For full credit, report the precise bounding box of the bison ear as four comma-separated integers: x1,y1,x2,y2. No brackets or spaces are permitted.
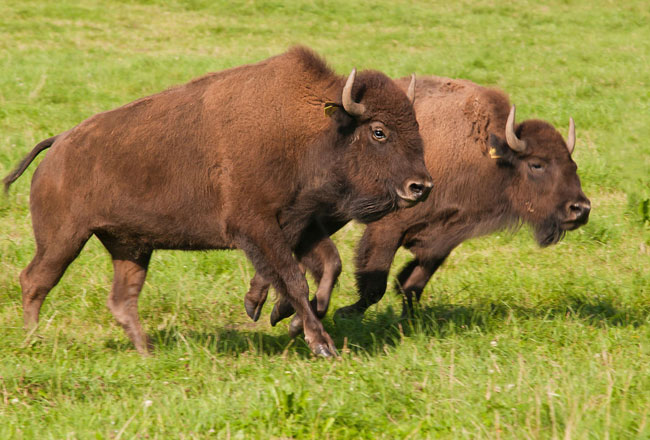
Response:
488,134,517,165
324,102,354,128
324,102,342,118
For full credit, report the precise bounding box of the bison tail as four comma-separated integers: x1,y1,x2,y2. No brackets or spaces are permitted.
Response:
3,136,58,193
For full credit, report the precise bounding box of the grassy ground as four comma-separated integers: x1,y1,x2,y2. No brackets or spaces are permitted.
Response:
1,0,649,438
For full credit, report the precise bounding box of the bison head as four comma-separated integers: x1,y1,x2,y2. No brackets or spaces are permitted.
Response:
330,70,433,223
489,106,591,246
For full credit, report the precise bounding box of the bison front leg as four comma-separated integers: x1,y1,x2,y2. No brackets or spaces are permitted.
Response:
237,225,337,358
245,234,342,337
271,234,342,323
244,272,271,322
334,222,404,320
244,263,303,324
285,235,342,337
247,219,343,328
269,220,340,326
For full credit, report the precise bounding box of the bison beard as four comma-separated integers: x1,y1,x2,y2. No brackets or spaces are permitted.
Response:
337,187,399,224
534,216,567,247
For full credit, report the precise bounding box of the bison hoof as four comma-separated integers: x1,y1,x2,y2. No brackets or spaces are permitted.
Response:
135,335,154,356
244,297,263,322
270,300,296,326
312,344,336,358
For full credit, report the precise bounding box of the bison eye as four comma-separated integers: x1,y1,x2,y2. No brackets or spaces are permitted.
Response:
372,129,386,141
529,162,545,173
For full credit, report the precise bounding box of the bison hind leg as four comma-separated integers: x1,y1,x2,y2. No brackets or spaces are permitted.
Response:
97,234,152,355
20,230,91,330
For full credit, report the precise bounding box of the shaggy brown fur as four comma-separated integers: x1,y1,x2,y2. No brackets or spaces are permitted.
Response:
246,75,591,328
3,47,432,357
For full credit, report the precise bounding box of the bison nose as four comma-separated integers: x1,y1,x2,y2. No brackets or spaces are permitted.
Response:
402,178,434,203
567,200,591,224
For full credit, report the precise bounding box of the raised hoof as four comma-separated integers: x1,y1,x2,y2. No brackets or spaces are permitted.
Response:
244,297,263,322
288,315,304,338
270,300,296,326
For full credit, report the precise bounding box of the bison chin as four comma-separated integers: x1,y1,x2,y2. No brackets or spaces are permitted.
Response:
533,216,568,247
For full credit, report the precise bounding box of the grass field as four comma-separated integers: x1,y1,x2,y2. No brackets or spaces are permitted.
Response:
1,0,649,438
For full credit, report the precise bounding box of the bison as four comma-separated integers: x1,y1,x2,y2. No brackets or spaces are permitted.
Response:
245,74,591,331
3,47,433,357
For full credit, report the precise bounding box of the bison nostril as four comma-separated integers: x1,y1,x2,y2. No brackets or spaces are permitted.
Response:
399,179,433,202
409,182,424,197
569,202,591,220
570,203,582,213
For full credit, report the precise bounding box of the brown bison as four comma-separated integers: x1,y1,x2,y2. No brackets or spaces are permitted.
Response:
245,74,591,331
3,47,433,357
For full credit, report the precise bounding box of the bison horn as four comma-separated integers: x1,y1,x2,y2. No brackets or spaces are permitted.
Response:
566,117,576,155
342,68,366,117
505,105,527,153
407,73,416,105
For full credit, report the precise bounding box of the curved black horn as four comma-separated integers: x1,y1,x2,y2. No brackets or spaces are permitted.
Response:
505,105,526,153
342,68,366,117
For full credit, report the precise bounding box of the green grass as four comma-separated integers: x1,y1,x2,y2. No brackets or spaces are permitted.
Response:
1,0,649,438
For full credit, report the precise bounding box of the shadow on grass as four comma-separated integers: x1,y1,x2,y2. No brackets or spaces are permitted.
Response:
104,324,316,358
333,293,650,354
103,294,650,357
